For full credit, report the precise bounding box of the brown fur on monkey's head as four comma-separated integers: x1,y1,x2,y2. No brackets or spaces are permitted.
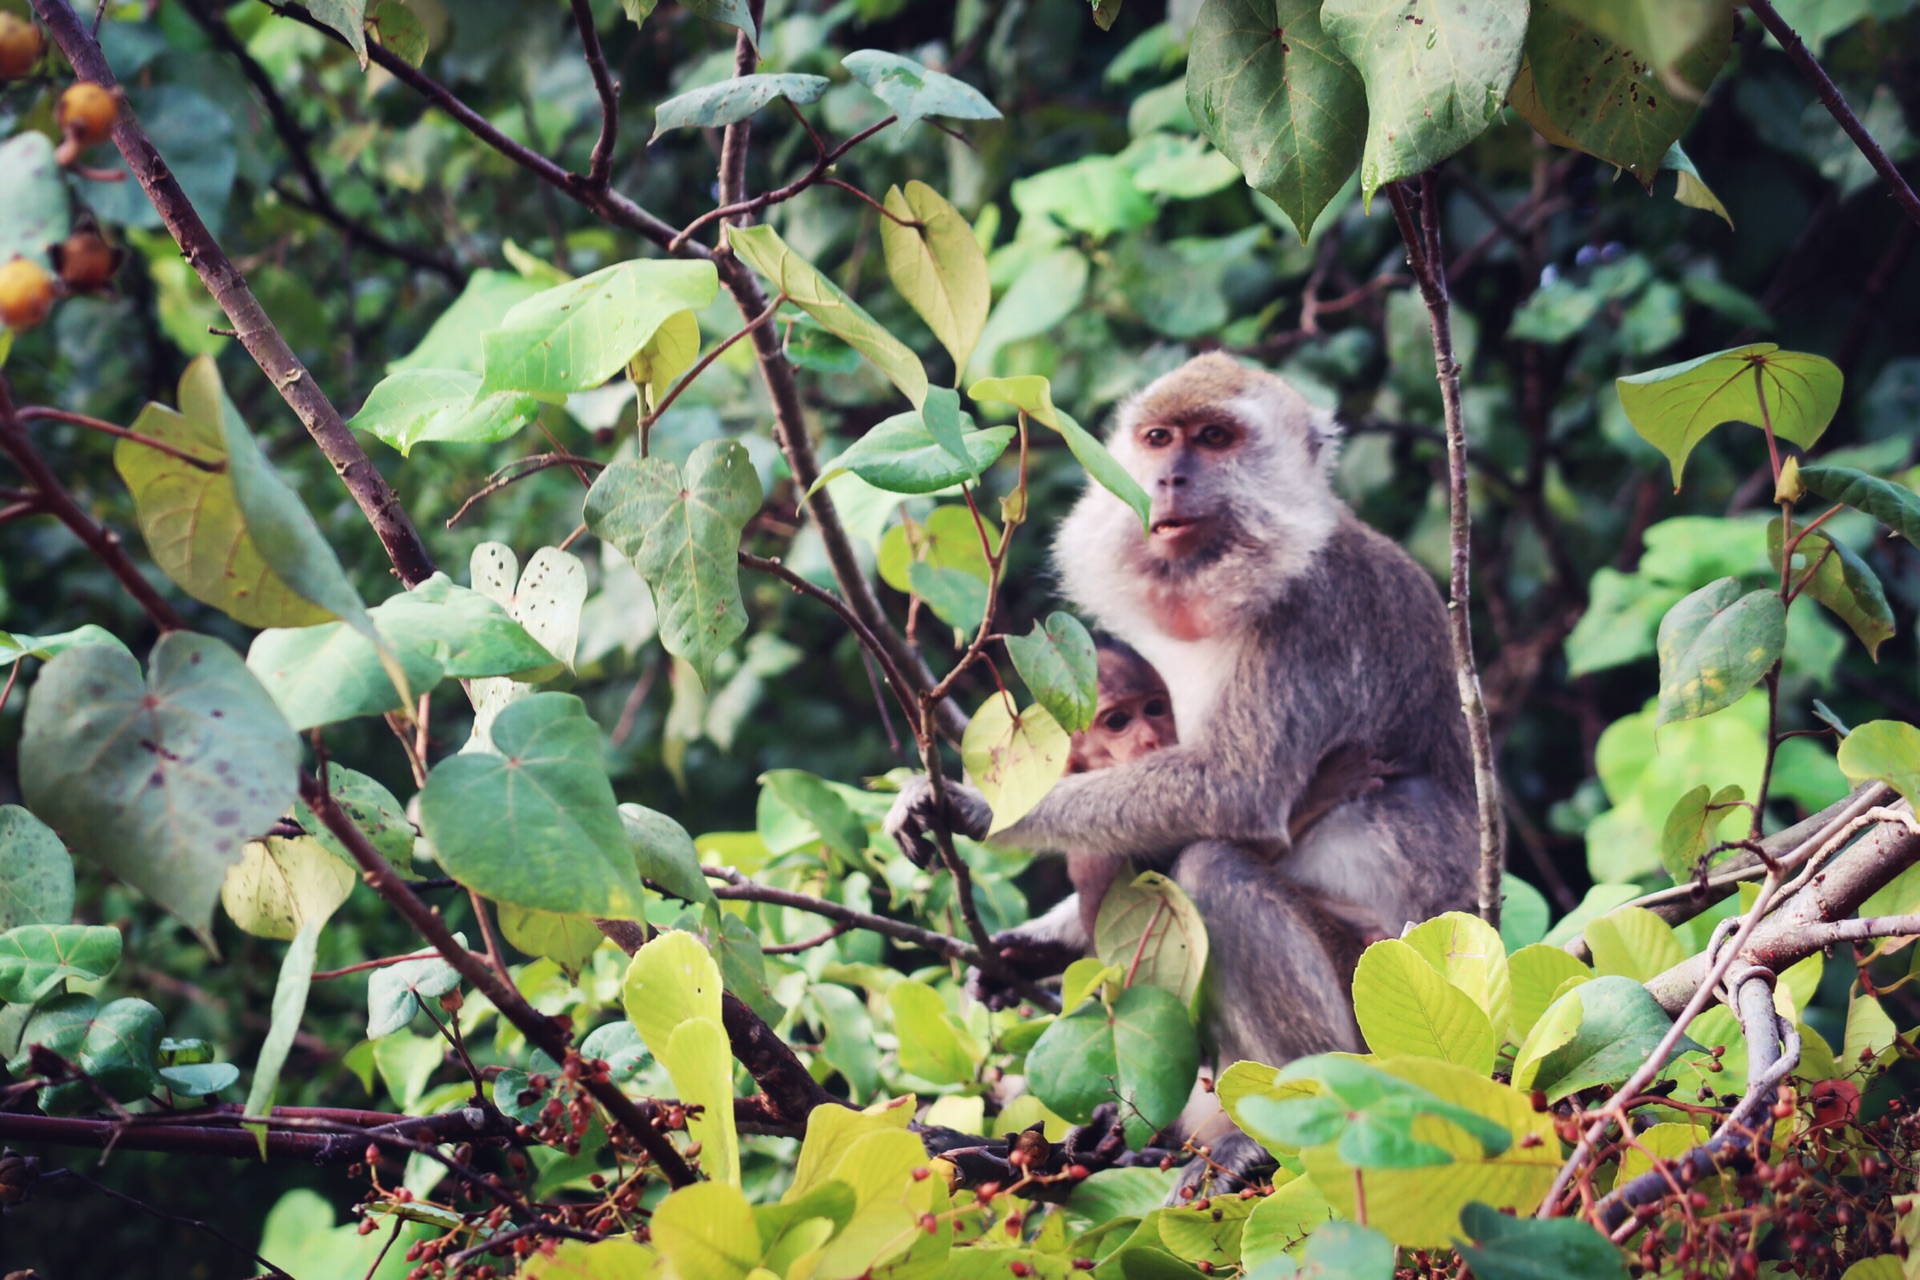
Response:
1068,637,1177,773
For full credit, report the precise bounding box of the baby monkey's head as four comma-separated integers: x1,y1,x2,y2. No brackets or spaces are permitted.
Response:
1068,638,1177,772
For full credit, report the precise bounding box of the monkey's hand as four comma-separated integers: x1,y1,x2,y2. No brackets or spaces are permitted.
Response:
966,928,1084,1011
883,775,992,869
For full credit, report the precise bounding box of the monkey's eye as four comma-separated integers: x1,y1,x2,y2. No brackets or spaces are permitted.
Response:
1141,427,1173,448
1195,423,1234,448
1103,711,1133,732
1143,698,1169,718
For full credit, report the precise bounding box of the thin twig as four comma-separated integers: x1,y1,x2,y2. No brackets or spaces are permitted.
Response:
673,116,898,253
739,550,922,729
762,922,852,954
44,1167,293,1277
445,452,606,528
568,0,621,189
18,405,225,470
640,295,784,452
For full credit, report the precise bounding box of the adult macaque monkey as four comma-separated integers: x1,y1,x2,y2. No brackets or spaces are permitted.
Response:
886,353,1479,1189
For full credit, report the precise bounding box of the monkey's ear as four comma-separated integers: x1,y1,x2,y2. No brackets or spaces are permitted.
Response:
1305,407,1342,466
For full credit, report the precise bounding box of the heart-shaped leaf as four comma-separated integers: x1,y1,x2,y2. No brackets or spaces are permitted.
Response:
1006,612,1099,734
1658,783,1747,884
881,181,991,373
1655,578,1785,725
842,50,1000,130
0,806,74,930
1027,984,1200,1145
961,693,1071,834
349,368,538,455
20,634,299,943
0,925,123,1003
419,693,646,919
651,73,830,142
1616,345,1843,488
585,439,761,689
1186,0,1366,240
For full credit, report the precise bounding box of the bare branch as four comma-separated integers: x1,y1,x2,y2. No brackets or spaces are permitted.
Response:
568,0,621,189
18,405,225,471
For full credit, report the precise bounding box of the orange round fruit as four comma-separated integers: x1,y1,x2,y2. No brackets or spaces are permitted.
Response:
55,230,117,292
56,82,118,149
0,12,45,80
0,258,57,332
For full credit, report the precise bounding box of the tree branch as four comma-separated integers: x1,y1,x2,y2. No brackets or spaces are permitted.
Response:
568,0,620,190
31,0,438,587
1385,176,1504,926
0,1103,500,1163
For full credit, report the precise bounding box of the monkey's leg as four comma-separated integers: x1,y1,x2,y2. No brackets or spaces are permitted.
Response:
1165,840,1365,1201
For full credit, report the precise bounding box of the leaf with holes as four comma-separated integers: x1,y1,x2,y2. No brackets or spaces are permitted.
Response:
651,73,829,141
0,925,122,1004
1321,0,1526,199
1006,612,1099,734
1616,345,1842,488
349,368,537,455
1655,578,1785,726
1094,871,1209,1006
1768,518,1894,659
20,634,299,945
842,50,1000,130
585,440,761,689
0,806,74,931
961,694,1071,835
479,258,718,400
881,181,991,373
466,544,589,752
968,375,1150,529
1186,0,1366,240
729,223,928,408
419,693,646,919
1838,721,1920,810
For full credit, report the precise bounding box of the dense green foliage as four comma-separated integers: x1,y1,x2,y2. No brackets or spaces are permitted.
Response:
2,0,1920,1277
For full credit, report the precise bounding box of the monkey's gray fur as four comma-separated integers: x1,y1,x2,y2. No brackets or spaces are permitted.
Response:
885,352,1480,1196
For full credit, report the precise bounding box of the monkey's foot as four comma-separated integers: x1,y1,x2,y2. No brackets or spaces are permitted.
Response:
917,1104,1149,1204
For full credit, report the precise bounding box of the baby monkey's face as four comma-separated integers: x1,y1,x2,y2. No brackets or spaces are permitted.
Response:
1068,648,1177,772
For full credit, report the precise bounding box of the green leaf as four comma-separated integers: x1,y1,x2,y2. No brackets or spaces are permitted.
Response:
1006,612,1099,735
221,836,356,941
683,0,756,42
479,258,719,400
1512,975,1698,1102
1506,944,1591,1044
842,50,1000,130
1838,720,1920,810
1616,345,1843,487
1658,783,1746,884
0,133,71,271
877,505,993,594
1583,907,1686,983
1030,984,1200,1147
1454,1201,1630,1280
1403,911,1512,1039
728,223,929,408
418,693,646,919
651,74,830,141
585,440,762,689
1255,1055,1513,1169
1094,871,1210,1006
1321,0,1526,200
1798,464,1920,548
630,309,702,413
1655,578,1785,726
349,368,538,455
0,625,128,669
1499,874,1550,953
760,769,868,866
0,806,74,931
367,1,426,66
388,269,544,375
1665,140,1735,228
20,634,299,944
1767,518,1894,659
1026,998,1120,1125
812,413,1013,497
13,995,164,1115
621,803,714,907
246,919,322,1120
1185,0,1366,240
907,562,988,632
374,574,560,678
652,1181,762,1280
1351,939,1497,1072
967,375,1151,529
367,942,463,1039
1159,1191,1256,1267
499,905,603,973
1509,4,1730,182
961,694,1072,835
246,625,443,731
0,925,123,1003
306,0,368,68
297,766,413,877
888,979,978,1084
881,181,991,373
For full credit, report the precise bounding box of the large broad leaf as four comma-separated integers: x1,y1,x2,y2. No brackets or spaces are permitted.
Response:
584,439,761,689
842,50,1000,130
1506,945,1592,1044
881,181,991,373
10,994,163,1115
20,634,299,944
967,375,1150,529
479,258,719,400
651,73,830,141
1352,939,1498,1073
1321,0,1526,199
1249,1055,1513,1169
623,931,740,1185
877,505,993,593
221,835,356,941
1093,871,1209,1006
1510,4,1730,182
1615,345,1843,488
348,368,538,455
1838,721,1920,810
1658,783,1746,884
1006,612,1099,735
116,358,331,628
1453,1201,1630,1280
812,413,1013,497
961,694,1071,835
728,224,928,408
888,979,979,1084
0,806,74,931
418,693,646,919
1583,907,1686,983
388,269,544,375
1186,0,1366,240
0,133,71,270
0,924,122,1004
651,1182,761,1280
1402,912,1512,1039
1654,578,1785,726
1026,984,1200,1147
622,803,714,907
1766,518,1894,659
1511,976,1699,1102
1797,464,1920,548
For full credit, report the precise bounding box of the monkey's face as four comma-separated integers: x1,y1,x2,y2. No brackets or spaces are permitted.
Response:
1069,652,1177,771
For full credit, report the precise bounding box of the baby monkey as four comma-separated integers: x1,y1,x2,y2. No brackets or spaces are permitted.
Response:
972,639,1387,1008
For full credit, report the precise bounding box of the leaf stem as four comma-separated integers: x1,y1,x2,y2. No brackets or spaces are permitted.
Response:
18,406,226,471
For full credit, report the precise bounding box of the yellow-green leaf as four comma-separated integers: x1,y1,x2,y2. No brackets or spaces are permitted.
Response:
881,181,989,376
968,374,1149,529
1616,344,1842,488
961,694,1071,834
652,1181,761,1280
665,1017,742,1186
1352,939,1497,1073
1838,720,1920,810
1402,911,1512,1042
631,309,703,413
1584,907,1686,983
1506,944,1591,1044
221,836,355,941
